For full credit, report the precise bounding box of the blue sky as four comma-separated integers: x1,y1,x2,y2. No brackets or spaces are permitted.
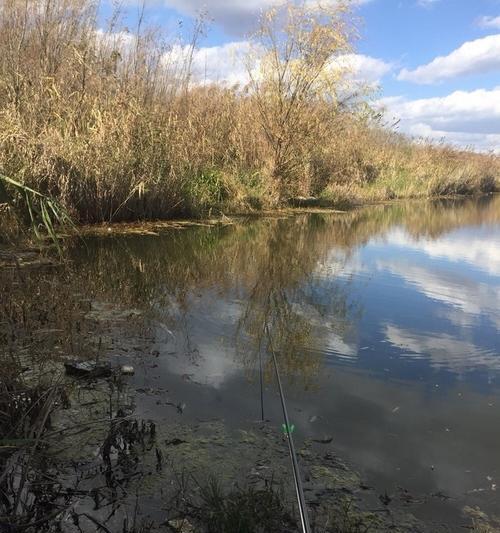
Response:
102,0,500,152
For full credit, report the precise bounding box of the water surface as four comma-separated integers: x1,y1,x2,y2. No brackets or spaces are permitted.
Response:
20,196,500,525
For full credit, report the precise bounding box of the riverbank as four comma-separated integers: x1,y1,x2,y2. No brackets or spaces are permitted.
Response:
1,0,500,242
2,188,500,248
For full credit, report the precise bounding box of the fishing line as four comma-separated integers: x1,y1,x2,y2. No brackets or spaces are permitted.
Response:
259,343,265,421
265,323,312,533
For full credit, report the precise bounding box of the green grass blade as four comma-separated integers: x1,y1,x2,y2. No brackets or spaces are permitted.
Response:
25,192,41,240
0,173,44,198
1,173,75,247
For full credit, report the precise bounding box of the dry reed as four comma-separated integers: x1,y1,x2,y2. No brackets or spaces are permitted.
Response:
0,0,498,230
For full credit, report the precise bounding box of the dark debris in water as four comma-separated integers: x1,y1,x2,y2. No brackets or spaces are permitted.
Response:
64,360,112,378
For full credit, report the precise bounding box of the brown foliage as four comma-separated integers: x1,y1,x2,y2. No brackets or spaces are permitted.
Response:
0,0,498,227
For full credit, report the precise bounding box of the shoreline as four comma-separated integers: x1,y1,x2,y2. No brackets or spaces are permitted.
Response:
70,191,500,238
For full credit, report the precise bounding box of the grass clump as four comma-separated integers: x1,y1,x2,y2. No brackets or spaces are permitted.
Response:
0,364,66,531
183,170,235,216
166,472,296,533
322,498,382,533
0,173,74,246
198,479,296,533
464,507,500,533
167,474,386,533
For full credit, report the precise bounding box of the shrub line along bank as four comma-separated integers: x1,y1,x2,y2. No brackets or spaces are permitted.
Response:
0,0,499,239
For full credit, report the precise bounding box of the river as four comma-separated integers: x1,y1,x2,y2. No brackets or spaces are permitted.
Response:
3,195,500,530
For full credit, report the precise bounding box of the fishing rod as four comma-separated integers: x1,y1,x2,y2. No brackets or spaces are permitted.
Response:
265,323,312,533
258,343,265,421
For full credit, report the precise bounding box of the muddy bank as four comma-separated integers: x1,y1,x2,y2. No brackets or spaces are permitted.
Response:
0,266,428,532
5,359,500,532
0,364,467,533
1,289,497,533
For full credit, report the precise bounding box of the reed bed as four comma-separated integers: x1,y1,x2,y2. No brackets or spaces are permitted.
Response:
0,0,498,233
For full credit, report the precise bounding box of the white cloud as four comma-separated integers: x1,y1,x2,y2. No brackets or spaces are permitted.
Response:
162,0,371,34
403,124,500,153
95,28,137,52
190,41,253,86
159,39,262,87
416,0,440,8
378,87,500,152
478,15,500,30
397,34,500,84
333,53,392,86
168,41,390,89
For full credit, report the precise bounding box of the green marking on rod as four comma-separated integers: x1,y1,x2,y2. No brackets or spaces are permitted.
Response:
282,423,295,435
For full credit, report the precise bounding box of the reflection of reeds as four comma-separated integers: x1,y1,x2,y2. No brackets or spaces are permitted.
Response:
54,196,500,383
67,216,354,382
4,197,498,389
332,194,500,248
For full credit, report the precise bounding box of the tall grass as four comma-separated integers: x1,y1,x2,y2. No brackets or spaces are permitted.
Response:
0,0,498,230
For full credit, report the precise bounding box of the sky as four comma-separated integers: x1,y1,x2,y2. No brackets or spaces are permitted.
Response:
101,0,500,153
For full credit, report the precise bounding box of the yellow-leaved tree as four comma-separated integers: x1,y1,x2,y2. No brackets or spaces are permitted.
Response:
247,1,355,198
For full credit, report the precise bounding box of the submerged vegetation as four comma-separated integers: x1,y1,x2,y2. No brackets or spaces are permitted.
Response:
0,0,498,239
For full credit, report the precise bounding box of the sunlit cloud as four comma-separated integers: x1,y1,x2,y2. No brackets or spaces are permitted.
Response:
397,34,500,84
168,41,391,89
378,87,500,152
331,53,393,87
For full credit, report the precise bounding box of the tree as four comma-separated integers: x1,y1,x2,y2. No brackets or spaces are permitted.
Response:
247,1,354,197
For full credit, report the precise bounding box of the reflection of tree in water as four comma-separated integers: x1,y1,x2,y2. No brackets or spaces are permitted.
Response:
66,194,500,311
65,215,360,384
330,194,500,249
236,215,359,388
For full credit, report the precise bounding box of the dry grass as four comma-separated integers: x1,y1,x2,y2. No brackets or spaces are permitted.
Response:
0,0,498,230
316,117,500,206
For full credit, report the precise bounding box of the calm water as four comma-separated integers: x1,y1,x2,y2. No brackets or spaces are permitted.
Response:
14,196,500,524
